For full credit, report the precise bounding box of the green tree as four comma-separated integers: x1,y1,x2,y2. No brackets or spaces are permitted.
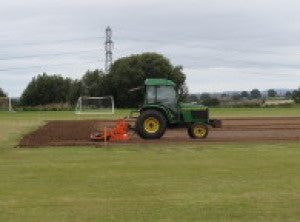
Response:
20,73,72,106
200,93,211,101
106,53,187,108
267,89,277,97
250,89,261,99
200,93,220,107
292,89,300,103
232,93,241,101
67,80,84,105
285,91,292,99
0,87,7,97
186,94,199,103
177,80,189,102
241,91,249,98
221,93,227,98
202,97,220,107
81,69,106,96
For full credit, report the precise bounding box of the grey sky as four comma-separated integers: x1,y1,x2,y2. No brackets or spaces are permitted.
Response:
1,0,300,96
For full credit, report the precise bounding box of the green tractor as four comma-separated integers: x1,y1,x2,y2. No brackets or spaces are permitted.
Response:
135,78,222,139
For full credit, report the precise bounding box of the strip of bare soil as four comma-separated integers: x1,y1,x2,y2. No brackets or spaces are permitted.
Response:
19,118,300,147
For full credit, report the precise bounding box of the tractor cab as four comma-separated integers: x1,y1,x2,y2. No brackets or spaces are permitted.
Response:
136,78,221,139
144,79,178,113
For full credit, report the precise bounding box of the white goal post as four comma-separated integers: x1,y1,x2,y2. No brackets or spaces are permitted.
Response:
75,96,115,114
0,97,13,112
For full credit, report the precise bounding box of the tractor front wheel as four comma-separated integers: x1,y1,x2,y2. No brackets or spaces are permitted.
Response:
188,123,209,139
136,110,167,139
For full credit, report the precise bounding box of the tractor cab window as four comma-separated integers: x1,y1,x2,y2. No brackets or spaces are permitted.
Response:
157,86,176,105
146,85,177,105
146,86,156,104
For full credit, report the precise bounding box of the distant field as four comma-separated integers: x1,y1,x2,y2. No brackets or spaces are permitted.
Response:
0,108,300,221
210,105,300,117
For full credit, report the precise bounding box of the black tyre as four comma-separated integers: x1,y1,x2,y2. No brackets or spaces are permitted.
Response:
188,123,209,139
136,110,167,139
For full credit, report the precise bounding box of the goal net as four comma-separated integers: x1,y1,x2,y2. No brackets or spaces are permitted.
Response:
75,96,114,114
0,97,13,112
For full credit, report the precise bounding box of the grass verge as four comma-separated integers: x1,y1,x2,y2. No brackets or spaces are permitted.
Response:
0,109,299,221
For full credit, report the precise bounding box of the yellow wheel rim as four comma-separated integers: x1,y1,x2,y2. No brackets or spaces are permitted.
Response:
193,125,207,137
144,117,160,134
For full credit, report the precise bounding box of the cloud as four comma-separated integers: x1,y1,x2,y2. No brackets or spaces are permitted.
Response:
185,67,300,93
0,0,300,96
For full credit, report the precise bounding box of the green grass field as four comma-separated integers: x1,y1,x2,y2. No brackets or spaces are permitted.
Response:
0,108,300,221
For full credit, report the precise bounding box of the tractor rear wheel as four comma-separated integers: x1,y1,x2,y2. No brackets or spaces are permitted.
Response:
136,110,167,139
188,123,208,139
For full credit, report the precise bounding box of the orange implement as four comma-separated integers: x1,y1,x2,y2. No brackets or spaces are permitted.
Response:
90,119,131,141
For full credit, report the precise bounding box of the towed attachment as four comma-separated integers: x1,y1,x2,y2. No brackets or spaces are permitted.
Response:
90,119,131,141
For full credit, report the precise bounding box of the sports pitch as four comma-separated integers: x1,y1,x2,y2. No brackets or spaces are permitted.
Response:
0,108,300,221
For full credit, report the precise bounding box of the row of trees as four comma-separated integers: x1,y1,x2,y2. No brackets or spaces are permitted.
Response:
20,53,187,108
20,74,74,106
228,89,262,100
187,88,300,106
6,49,300,107
225,89,296,101
224,89,275,100
187,93,221,106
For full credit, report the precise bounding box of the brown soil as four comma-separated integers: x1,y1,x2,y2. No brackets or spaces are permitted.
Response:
18,117,300,147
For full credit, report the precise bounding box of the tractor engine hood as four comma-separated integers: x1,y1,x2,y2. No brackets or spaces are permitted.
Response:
179,103,208,111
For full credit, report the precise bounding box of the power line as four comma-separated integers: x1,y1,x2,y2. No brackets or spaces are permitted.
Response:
0,60,103,72
1,34,300,57
1,32,300,76
0,49,102,61
0,36,105,48
115,36,300,56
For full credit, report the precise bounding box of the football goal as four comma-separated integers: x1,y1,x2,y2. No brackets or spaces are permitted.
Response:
0,97,13,112
75,96,114,114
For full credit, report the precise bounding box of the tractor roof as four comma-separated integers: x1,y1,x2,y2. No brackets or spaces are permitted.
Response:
144,78,176,86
